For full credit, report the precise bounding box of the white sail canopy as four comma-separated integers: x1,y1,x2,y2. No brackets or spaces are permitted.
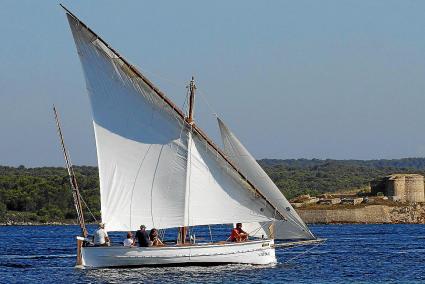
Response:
217,118,315,240
242,221,315,240
187,132,276,226
66,13,276,231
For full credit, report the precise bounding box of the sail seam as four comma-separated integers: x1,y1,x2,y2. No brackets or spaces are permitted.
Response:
129,145,153,230
150,146,165,228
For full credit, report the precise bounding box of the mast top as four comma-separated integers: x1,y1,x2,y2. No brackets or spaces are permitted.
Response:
187,76,196,125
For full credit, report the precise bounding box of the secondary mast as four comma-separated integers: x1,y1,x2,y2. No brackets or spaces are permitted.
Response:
53,106,88,238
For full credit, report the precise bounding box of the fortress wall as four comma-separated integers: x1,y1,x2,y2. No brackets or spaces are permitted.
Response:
297,204,425,224
390,176,406,201
405,175,425,202
372,174,425,202
297,206,392,224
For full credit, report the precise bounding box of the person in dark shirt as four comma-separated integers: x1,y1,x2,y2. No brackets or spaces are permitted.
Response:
135,225,152,247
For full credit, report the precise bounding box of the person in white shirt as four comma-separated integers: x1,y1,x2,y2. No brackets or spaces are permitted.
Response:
123,232,135,247
93,223,110,246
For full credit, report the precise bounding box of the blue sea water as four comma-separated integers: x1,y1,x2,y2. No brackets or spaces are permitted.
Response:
0,224,424,283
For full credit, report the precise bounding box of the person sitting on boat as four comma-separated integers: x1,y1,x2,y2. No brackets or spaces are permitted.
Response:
149,228,164,246
135,225,152,247
93,223,110,246
123,232,135,247
229,223,248,242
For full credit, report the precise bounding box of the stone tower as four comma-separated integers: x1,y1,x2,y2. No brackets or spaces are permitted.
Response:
385,174,424,202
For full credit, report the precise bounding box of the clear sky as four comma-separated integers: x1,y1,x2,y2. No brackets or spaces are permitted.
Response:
1,0,425,167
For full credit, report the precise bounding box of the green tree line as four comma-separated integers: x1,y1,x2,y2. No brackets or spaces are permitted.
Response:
0,166,100,223
1,158,425,223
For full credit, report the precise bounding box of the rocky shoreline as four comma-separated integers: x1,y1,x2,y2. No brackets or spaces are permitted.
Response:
3,204,425,226
297,203,425,224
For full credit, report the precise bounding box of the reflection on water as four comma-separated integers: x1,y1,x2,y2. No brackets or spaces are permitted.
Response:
1,224,425,283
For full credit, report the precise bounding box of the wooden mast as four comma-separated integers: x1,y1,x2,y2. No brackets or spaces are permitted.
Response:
178,77,197,245
187,76,196,124
53,106,88,238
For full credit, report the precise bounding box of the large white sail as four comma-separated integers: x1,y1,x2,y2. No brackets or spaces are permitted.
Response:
217,118,315,240
66,13,276,231
186,132,276,226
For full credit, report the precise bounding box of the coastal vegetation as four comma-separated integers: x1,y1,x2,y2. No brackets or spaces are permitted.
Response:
0,166,100,224
259,158,425,200
1,158,425,224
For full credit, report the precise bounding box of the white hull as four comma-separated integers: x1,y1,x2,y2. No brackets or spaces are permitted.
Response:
80,239,276,268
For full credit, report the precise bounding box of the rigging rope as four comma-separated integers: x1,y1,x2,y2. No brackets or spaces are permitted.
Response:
79,193,98,223
282,239,326,264
133,63,219,119
246,225,264,237
196,89,219,118
133,63,219,117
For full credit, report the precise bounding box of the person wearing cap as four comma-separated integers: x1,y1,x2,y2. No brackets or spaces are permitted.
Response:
135,225,152,247
93,223,110,246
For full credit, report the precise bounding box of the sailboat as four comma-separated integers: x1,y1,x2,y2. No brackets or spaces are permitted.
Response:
59,5,317,268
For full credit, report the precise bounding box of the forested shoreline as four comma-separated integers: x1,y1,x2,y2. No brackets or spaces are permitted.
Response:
1,158,425,224
0,166,100,224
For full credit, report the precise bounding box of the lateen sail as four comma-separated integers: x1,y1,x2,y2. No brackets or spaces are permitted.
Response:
186,132,277,226
217,118,315,240
66,13,276,231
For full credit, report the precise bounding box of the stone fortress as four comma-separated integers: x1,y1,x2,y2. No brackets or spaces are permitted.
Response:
292,173,425,224
371,174,425,203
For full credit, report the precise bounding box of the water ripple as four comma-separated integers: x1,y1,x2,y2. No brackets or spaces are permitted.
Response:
1,224,425,283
